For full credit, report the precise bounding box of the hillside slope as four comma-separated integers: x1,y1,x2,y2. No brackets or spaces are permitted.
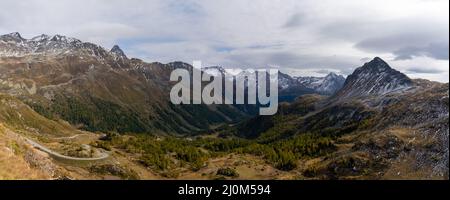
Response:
233,58,449,179
0,33,250,134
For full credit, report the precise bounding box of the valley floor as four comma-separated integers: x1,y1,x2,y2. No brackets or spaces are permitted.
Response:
2,122,447,180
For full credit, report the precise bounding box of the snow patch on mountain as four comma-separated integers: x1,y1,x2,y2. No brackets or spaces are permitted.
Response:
0,32,124,62
296,73,346,95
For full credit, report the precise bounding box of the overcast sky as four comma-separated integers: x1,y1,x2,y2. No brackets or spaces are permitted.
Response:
0,0,448,82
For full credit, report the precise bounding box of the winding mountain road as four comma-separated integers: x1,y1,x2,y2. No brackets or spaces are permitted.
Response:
25,138,109,161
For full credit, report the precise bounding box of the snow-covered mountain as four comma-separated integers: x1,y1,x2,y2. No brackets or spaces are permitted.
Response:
201,66,345,101
0,31,345,98
0,32,115,60
0,32,343,101
110,45,128,61
0,32,253,134
336,57,414,98
296,72,346,95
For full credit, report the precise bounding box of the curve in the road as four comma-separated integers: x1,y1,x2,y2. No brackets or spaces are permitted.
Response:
25,138,109,161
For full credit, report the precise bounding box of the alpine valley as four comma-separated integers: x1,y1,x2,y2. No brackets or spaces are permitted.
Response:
0,33,448,180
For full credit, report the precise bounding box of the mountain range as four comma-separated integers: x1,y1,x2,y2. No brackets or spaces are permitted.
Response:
0,32,345,133
0,33,448,180
0,32,253,134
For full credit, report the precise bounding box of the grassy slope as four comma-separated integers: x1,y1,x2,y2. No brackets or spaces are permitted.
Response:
0,123,52,179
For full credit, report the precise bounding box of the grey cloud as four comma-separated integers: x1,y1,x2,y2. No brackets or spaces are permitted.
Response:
319,15,448,63
355,33,449,61
356,33,433,51
247,43,284,50
314,69,333,74
318,20,376,41
426,43,450,60
406,67,445,74
224,51,360,76
166,0,206,17
393,43,449,60
283,13,308,28
360,57,372,62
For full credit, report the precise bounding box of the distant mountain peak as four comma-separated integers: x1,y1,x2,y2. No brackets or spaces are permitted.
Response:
204,66,224,71
31,34,51,41
49,34,81,44
358,57,404,76
327,72,338,76
0,32,25,41
51,34,64,41
364,57,391,71
294,72,345,95
7,32,22,38
0,32,108,58
325,72,343,79
110,45,128,60
336,57,413,98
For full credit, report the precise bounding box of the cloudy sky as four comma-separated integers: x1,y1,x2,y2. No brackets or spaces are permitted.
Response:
0,0,448,82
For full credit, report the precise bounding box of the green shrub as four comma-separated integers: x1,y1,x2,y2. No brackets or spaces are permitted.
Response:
217,167,239,177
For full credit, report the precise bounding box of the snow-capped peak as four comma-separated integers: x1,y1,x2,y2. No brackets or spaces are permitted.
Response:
31,34,51,41
110,45,128,60
51,34,66,41
295,72,345,95
203,66,226,76
0,32,107,59
336,57,413,98
0,32,25,42
49,34,81,43
325,72,339,79
7,32,22,38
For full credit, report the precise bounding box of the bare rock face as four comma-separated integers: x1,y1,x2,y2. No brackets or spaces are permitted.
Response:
24,148,58,178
